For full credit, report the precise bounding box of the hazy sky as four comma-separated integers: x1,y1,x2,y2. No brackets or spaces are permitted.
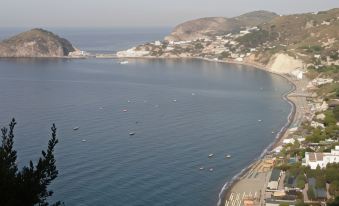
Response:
1,0,339,28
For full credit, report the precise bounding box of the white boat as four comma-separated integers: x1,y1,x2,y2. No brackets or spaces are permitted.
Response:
199,167,204,170
73,127,79,130
120,60,129,65
82,139,87,142
209,168,214,172
226,154,231,158
258,119,262,122
123,109,128,112
208,153,214,158
129,132,136,136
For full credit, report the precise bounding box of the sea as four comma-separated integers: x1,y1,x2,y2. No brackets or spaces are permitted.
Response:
0,28,292,206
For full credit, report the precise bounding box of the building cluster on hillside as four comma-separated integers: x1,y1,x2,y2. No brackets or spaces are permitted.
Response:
116,26,272,63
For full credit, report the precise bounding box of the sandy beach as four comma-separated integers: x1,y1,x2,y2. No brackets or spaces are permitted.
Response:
216,61,310,206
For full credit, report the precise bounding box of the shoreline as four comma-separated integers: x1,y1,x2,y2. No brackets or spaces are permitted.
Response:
116,55,301,206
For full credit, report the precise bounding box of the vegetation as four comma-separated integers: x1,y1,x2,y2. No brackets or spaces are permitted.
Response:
218,51,230,60
299,45,323,53
0,119,61,206
327,196,339,206
236,29,277,47
308,65,339,74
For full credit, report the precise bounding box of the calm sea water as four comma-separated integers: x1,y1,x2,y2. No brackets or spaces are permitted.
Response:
0,28,291,206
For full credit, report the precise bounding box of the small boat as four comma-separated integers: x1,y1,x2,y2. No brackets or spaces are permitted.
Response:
208,153,214,158
271,131,275,134
120,60,129,65
129,132,136,136
226,154,231,158
82,139,87,142
173,99,177,102
258,119,262,122
73,127,79,130
123,109,128,112
199,167,204,170
99,107,104,110
209,168,214,172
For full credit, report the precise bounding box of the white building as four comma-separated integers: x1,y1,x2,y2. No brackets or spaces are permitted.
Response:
310,121,325,129
311,78,334,86
283,138,295,145
116,47,150,57
316,113,326,120
303,146,339,169
154,41,162,46
291,69,304,80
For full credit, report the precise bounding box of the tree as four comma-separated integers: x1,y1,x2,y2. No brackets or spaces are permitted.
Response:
327,196,339,206
307,187,316,200
0,118,62,206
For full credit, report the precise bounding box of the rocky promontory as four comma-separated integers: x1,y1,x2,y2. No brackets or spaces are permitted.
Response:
0,28,76,58
165,11,278,41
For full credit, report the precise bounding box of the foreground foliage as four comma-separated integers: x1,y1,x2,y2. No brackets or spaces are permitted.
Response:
0,119,61,206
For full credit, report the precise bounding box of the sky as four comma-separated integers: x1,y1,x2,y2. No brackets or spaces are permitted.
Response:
1,0,339,28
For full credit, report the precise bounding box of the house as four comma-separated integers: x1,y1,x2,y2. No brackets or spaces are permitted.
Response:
267,169,282,190
311,78,334,86
283,138,295,145
291,69,303,80
303,146,339,169
316,113,326,120
310,121,325,129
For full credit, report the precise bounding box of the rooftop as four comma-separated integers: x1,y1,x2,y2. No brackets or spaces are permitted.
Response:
269,169,281,182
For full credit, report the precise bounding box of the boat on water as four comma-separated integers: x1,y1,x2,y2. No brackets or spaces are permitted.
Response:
199,167,204,170
209,168,214,172
73,127,79,130
258,119,262,122
226,154,231,158
82,139,87,142
120,60,129,65
129,132,136,136
123,109,128,112
208,153,214,158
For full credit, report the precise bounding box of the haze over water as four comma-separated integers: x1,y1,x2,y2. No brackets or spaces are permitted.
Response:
0,28,292,205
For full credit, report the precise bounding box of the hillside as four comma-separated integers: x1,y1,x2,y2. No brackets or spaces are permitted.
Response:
245,8,339,64
165,11,278,41
118,8,339,76
0,28,76,58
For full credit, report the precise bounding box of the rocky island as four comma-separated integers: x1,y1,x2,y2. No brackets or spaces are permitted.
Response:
0,28,86,58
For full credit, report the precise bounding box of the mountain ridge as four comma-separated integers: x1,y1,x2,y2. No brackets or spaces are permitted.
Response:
165,10,278,41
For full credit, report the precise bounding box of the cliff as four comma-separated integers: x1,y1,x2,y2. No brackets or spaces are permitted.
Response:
0,28,76,58
165,11,278,41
